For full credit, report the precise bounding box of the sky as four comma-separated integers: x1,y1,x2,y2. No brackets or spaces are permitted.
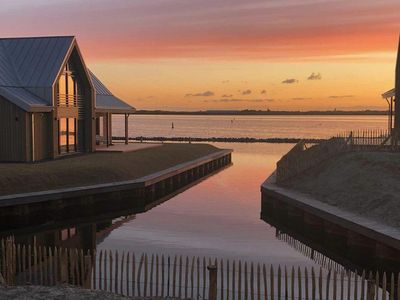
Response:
0,0,399,111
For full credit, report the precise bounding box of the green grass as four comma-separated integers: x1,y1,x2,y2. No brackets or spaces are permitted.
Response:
0,143,222,196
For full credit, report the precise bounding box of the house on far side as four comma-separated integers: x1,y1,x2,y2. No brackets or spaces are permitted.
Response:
0,36,135,162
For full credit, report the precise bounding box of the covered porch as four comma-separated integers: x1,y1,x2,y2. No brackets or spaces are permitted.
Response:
95,111,132,146
382,88,395,133
90,69,136,149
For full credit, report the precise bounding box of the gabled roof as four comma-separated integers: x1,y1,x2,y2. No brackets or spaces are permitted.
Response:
0,36,135,113
0,36,74,89
0,36,74,111
89,70,135,114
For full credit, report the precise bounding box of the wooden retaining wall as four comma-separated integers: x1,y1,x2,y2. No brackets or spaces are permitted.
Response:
1,238,399,300
0,150,232,229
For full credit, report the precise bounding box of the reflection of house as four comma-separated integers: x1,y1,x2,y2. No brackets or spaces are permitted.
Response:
382,37,399,132
0,36,135,162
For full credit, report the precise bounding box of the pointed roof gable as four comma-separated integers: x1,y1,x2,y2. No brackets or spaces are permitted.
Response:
89,70,135,113
0,36,74,88
0,36,134,113
0,36,75,111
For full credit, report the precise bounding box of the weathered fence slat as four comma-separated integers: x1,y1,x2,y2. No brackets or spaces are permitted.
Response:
1,239,397,300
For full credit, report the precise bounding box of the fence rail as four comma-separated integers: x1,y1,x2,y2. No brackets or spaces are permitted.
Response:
0,238,399,300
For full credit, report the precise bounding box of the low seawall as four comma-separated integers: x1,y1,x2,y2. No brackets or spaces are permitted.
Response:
0,150,232,229
114,136,325,144
261,173,400,275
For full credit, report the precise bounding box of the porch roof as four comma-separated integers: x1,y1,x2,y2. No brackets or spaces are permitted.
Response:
90,70,135,114
382,88,395,99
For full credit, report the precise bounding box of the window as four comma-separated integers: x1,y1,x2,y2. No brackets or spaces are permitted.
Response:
59,118,77,154
57,63,79,107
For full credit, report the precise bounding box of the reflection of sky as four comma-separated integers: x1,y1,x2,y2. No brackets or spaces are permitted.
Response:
97,143,318,267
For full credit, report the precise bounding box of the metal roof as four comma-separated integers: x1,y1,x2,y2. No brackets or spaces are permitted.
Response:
0,36,74,89
89,70,135,113
0,36,134,113
0,86,51,112
0,36,74,111
382,88,395,98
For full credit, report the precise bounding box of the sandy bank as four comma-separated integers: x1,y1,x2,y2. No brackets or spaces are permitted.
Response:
281,151,400,228
0,143,221,197
0,284,172,299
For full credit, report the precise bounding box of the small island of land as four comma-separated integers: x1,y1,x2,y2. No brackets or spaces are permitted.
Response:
281,151,400,228
0,143,222,197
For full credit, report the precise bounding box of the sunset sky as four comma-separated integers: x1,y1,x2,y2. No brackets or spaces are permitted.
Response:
1,0,399,111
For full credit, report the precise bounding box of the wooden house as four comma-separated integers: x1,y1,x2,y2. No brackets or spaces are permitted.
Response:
382,36,400,133
0,36,135,162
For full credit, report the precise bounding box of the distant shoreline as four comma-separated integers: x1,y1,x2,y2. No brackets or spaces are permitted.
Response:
114,136,326,143
135,110,388,116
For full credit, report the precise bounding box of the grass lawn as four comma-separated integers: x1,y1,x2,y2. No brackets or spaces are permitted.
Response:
0,143,222,196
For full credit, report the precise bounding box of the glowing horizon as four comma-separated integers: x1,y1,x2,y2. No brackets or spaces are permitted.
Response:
1,0,399,111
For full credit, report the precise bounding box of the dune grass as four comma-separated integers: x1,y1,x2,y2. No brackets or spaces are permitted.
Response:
0,143,221,197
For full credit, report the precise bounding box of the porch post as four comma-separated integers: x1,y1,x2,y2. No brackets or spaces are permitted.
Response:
103,113,109,147
125,114,129,145
108,113,113,145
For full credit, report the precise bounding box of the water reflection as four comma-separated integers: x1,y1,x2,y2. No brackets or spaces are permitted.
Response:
260,198,400,275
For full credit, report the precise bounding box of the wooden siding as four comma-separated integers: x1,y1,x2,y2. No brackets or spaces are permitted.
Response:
0,96,30,162
33,112,51,161
53,44,95,157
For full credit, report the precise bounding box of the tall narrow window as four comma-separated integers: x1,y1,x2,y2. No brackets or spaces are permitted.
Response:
68,118,76,152
59,118,77,154
59,118,68,154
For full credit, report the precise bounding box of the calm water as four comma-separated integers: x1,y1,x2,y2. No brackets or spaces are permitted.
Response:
112,114,388,139
5,115,390,269
97,142,317,267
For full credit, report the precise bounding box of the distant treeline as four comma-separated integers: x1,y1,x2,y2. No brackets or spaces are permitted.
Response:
135,109,388,116
114,136,326,143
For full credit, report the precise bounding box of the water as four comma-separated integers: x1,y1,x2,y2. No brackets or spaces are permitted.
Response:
112,114,388,139
97,142,316,267
4,115,390,269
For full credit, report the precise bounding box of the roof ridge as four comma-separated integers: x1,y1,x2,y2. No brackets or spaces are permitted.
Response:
0,35,75,40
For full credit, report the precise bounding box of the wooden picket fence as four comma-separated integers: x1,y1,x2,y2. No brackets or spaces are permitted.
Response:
1,238,399,300
336,130,392,147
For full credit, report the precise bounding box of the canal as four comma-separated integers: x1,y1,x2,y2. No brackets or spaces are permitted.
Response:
1,142,323,269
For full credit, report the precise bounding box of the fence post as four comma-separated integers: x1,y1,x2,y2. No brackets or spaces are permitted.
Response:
59,248,68,284
208,264,217,300
83,254,92,289
366,277,375,300
5,238,14,285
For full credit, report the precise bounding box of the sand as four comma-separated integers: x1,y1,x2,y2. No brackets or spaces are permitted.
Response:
281,151,400,228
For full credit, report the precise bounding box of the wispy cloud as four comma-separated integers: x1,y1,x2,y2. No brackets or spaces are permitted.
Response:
328,95,354,99
307,72,322,80
282,79,298,84
291,97,313,101
242,89,252,95
205,98,274,103
185,91,215,97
